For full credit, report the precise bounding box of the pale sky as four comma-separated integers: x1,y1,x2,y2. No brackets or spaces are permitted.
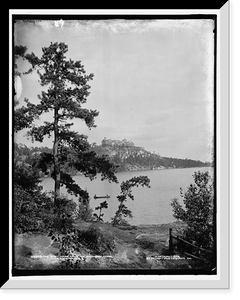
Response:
14,18,215,161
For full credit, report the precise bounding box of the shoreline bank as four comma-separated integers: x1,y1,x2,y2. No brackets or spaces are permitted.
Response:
14,220,188,271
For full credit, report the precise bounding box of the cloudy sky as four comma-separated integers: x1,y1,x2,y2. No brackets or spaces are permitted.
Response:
14,18,214,161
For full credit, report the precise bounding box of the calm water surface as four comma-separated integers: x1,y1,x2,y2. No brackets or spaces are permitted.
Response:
41,167,213,225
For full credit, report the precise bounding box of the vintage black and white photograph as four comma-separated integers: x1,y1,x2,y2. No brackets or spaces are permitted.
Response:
12,15,216,275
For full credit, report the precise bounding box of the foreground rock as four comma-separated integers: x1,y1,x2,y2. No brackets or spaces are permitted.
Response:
135,232,168,252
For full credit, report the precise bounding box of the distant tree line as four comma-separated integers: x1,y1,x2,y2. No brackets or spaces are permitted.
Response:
15,141,211,176
115,153,210,170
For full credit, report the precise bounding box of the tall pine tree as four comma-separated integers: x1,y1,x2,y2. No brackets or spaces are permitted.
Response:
22,42,118,207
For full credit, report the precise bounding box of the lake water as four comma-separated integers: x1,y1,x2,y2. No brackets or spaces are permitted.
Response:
41,167,213,225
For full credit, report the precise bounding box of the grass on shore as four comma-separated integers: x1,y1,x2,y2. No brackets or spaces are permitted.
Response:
14,220,193,270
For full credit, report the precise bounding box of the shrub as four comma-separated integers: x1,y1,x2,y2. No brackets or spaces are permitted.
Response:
93,200,108,223
77,201,94,221
77,224,115,255
14,162,42,192
14,184,54,233
14,182,77,234
170,171,215,266
56,224,115,269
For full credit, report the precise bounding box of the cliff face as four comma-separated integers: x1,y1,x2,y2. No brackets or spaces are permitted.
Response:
91,138,211,172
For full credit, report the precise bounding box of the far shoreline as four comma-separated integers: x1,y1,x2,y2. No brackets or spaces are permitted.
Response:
40,165,213,179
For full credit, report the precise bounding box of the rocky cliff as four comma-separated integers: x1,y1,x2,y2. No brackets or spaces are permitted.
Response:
91,138,211,172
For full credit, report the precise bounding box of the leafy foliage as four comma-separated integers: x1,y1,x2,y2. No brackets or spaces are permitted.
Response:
14,185,43,233
77,201,94,222
77,224,115,255
14,186,78,235
112,176,151,226
14,161,78,234
170,171,214,263
14,162,42,192
55,224,115,269
14,162,53,233
93,200,108,223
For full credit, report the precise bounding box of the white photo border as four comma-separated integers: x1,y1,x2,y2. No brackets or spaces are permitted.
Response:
6,3,229,289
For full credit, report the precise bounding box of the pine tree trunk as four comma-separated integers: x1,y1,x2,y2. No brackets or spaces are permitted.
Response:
53,107,60,207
